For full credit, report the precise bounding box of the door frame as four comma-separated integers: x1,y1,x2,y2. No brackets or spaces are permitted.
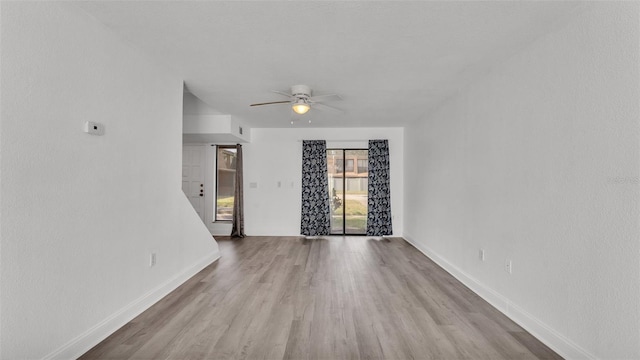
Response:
205,144,234,236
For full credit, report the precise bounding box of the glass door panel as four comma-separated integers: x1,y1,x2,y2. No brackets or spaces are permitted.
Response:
327,149,368,235
215,147,237,221
344,150,368,234
327,150,344,234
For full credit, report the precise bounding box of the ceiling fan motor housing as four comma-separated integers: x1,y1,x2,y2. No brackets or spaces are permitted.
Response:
291,85,311,99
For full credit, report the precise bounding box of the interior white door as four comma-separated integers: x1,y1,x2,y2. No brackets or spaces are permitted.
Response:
182,145,206,223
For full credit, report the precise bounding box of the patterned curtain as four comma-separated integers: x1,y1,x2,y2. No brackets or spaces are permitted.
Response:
367,139,393,236
231,144,245,238
300,140,331,236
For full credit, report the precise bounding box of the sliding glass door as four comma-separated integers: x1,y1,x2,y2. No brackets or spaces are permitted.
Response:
327,149,368,235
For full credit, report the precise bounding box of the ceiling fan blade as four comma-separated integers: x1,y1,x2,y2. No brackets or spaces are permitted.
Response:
271,90,293,98
309,94,342,102
312,102,344,113
250,100,291,107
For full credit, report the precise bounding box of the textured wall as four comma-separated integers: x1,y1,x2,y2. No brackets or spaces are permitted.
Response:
403,3,639,358
243,128,404,236
0,3,218,358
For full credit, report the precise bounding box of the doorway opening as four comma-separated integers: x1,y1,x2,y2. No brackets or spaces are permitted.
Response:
327,149,368,235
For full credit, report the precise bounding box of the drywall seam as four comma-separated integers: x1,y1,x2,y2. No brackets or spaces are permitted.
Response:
42,251,221,360
402,233,596,360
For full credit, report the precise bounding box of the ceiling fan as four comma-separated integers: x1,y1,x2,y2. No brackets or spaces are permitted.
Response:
250,85,343,115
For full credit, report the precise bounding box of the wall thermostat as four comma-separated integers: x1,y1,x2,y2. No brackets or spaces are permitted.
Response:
84,121,104,136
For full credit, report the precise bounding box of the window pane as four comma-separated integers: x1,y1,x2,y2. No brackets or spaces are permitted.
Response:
357,159,368,173
345,159,354,172
216,147,236,221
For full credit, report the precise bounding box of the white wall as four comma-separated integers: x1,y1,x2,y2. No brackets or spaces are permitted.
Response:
0,3,219,359
183,115,251,144
182,92,251,144
243,127,403,236
183,92,224,116
403,3,639,359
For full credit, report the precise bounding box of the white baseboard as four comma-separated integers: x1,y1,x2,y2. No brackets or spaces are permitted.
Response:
43,250,221,360
402,233,595,360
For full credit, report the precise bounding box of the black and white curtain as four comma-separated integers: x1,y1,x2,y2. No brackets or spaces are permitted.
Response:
300,140,331,236
367,139,393,236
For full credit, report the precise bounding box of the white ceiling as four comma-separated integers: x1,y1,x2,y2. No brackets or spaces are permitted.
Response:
75,1,586,128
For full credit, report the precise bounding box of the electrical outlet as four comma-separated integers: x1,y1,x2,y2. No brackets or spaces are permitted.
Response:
505,259,512,274
479,249,485,261
150,253,157,267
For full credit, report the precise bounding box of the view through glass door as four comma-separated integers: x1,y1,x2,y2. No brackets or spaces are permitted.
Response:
327,149,368,235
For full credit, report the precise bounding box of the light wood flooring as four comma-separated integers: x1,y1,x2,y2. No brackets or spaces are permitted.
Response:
81,236,561,359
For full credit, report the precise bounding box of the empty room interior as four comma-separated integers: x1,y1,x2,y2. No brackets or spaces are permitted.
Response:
1,1,639,359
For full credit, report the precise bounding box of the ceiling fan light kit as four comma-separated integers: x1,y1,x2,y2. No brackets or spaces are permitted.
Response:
292,99,310,115
250,84,343,122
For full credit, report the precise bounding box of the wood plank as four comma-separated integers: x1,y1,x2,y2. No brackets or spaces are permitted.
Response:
80,236,561,360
